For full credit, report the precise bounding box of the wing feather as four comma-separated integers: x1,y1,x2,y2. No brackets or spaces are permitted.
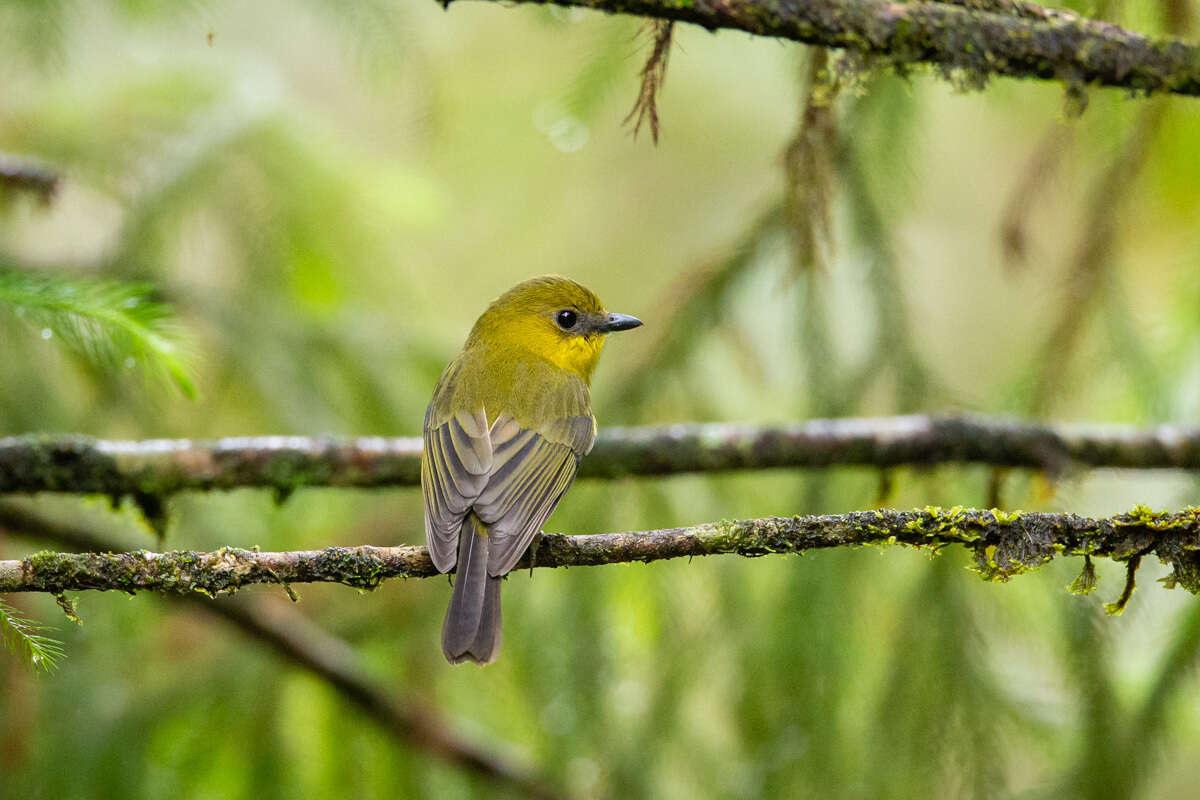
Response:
540,415,598,456
471,412,596,576
487,431,541,486
447,413,491,474
421,357,598,578
422,409,491,572
486,456,578,574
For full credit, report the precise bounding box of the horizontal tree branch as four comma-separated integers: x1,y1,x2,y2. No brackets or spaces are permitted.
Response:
452,0,1200,97
4,503,1200,601
5,414,1200,498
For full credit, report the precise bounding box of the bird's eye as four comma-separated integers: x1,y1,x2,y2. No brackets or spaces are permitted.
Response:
555,310,579,330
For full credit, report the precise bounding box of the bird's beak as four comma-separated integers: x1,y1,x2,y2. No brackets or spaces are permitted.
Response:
595,312,643,333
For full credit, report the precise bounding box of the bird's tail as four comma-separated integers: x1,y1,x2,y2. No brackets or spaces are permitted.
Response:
441,514,502,665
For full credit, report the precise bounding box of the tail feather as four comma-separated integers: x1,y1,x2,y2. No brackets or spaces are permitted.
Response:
442,515,503,665
469,572,502,660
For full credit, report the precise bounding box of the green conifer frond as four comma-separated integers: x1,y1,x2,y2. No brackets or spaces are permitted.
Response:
0,598,64,673
0,269,195,397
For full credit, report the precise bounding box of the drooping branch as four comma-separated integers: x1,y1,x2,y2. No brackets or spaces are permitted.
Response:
5,503,1200,602
202,598,560,798
450,0,1200,97
6,415,1200,498
0,506,561,798
1028,102,1167,413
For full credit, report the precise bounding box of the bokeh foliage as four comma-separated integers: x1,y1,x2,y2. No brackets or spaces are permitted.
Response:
3,0,1200,798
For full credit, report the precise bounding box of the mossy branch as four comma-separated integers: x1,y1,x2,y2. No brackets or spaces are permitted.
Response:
449,0,1200,97
5,504,1200,606
6,415,1200,499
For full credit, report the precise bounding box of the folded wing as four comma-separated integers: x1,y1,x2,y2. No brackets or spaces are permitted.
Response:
422,408,492,572
422,358,597,578
474,413,596,575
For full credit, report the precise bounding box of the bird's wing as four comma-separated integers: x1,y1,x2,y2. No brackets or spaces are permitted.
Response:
422,407,492,572
473,411,596,576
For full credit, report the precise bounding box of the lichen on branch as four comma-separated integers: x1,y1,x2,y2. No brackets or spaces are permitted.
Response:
449,0,1200,97
4,504,1200,612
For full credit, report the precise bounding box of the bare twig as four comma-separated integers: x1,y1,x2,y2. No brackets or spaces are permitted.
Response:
784,48,839,275
999,123,1073,268
1028,102,1167,412
451,0,1200,97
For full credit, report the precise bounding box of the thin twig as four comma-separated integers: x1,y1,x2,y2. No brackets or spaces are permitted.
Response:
999,123,1073,268
784,48,839,275
1028,102,1167,412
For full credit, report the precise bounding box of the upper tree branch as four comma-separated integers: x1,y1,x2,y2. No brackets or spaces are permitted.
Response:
6,415,1200,498
451,0,1200,97
5,503,1200,600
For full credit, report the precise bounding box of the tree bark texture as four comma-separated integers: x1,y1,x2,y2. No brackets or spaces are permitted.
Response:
5,415,1200,498
449,0,1200,97
4,503,1199,601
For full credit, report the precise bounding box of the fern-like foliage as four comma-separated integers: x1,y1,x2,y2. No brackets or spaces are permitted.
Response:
0,598,63,673
0,268,195,397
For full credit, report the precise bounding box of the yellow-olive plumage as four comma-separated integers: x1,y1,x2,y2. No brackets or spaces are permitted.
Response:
422,276,642,664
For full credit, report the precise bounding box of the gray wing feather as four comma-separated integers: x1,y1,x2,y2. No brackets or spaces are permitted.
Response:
473,413,596,576
422,409,491,572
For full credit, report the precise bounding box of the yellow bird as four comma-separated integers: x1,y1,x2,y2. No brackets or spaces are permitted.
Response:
422,276,643,664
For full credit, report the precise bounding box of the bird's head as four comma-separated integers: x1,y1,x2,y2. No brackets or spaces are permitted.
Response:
466,275,642,382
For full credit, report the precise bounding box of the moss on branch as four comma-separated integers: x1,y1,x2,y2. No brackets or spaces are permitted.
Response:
450,0,1200,97
5,505,1200,611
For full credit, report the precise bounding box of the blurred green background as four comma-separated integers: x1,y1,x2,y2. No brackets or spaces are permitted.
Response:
3,0,1200,797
